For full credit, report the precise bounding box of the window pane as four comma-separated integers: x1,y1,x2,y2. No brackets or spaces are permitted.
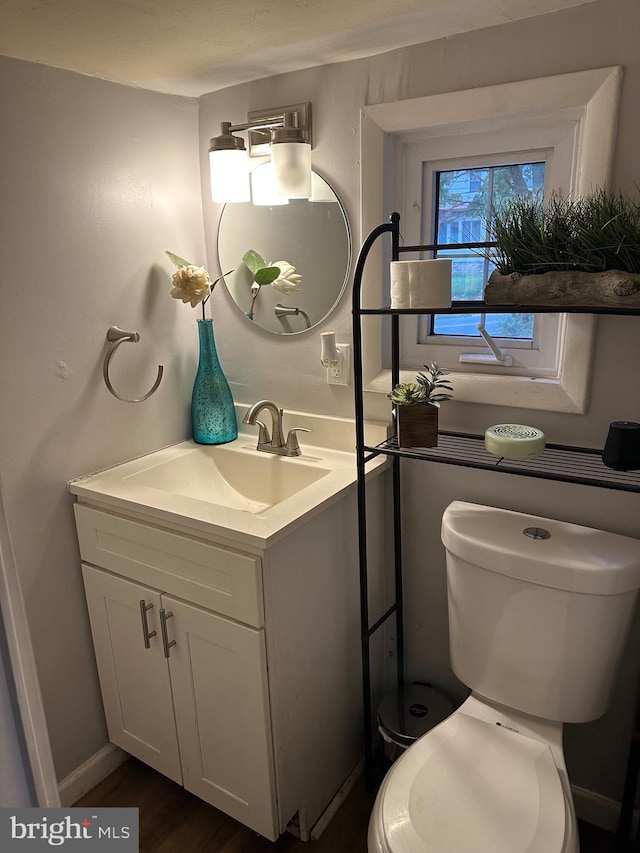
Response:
433,313,482,336
433,161,544,341
437,168,489,245
450,256,485,301
492,163,545,206
484,313,535,339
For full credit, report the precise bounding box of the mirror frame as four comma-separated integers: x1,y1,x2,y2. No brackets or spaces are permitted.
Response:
217,168,351,335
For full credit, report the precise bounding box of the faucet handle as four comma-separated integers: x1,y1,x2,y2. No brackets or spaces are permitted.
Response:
285,427,311,456
254,419,271,446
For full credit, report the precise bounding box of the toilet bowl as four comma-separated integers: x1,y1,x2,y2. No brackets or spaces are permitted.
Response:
369,501,640,853
369,694,578,853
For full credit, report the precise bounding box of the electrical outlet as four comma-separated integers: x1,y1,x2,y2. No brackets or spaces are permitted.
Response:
327,344,351,386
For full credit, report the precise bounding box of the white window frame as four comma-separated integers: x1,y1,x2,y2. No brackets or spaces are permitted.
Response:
359,66,622,413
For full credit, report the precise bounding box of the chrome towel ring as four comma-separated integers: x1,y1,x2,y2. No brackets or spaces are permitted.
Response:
103,326,164,403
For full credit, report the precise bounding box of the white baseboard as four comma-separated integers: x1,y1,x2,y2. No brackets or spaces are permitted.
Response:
572,783,637,838
58,744,128,807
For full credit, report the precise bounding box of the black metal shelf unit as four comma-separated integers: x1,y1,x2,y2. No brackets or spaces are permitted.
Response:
351,212,640,797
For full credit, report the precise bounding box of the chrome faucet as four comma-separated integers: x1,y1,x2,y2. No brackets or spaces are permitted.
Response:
242,400,311,457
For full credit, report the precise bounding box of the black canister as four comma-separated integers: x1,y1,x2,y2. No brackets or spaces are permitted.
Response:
602,421,640,471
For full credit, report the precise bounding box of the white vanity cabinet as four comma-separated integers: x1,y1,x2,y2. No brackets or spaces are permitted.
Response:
76,504,278,839
81,569,276,837
72,460,389,842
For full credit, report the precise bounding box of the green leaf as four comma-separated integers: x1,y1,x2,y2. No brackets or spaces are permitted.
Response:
242,249,267,275
254,266,281,286
165,250,192,269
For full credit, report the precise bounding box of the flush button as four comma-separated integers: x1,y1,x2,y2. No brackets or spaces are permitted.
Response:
523,526,551,540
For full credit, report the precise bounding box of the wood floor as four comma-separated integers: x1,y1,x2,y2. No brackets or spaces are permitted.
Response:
75,757,625,852
74,758,375,852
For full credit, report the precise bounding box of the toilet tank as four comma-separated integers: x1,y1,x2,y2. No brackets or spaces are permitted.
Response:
441,501,640,723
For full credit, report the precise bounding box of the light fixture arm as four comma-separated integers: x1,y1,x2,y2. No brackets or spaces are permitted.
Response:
225,117,288,135
209,104,312,155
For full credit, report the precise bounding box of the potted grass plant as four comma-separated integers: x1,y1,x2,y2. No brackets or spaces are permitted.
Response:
388,363,453,448
484,188,640,309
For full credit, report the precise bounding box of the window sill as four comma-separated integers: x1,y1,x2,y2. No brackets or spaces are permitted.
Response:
366,366,587,414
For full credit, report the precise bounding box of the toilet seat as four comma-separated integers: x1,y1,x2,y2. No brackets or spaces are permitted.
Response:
378,711,567,853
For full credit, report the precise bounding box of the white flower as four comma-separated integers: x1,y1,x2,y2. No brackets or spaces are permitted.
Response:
170,265,211,307
269,260,302,293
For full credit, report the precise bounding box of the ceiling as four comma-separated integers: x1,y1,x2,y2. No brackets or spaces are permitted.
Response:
0,0,595,97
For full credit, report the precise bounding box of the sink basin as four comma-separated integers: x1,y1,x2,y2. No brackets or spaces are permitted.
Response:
69,417,388,547
122,442,331,514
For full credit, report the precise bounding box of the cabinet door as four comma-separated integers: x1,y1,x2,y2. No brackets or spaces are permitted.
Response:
163,596,278,840
82,564,182,783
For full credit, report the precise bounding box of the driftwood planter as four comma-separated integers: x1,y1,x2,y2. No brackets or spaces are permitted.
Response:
485,269,640,309
395,404,439,448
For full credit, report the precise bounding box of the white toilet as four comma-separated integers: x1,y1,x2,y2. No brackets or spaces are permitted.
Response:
369,500,640,853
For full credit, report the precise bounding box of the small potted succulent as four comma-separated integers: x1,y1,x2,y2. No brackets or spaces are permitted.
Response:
388,363,453,448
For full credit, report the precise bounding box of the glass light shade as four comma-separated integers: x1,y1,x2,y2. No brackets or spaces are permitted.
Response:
271,141,312,199
250,162,289,206
209,148,250,203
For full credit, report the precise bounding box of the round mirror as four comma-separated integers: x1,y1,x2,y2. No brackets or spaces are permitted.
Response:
217,166,351,334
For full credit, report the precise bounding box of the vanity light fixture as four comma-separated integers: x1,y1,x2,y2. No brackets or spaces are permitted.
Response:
208,122,251,203
269,116,311,198
208,103,312,203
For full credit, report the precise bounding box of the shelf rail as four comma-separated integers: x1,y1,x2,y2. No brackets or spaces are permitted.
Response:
352,214,401,787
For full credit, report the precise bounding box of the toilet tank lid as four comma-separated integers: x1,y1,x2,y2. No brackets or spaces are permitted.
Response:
441,501,640,595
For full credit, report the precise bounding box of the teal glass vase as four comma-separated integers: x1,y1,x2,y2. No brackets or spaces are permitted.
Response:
191,319,238,445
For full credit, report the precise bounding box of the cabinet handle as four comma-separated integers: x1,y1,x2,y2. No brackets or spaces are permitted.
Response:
139,600,157,649
159,608,176,658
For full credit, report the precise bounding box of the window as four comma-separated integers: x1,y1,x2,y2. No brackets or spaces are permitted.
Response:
360,67,622,412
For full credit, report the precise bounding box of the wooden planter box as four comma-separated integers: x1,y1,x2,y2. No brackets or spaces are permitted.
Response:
395,404,438,448
485,268,640,309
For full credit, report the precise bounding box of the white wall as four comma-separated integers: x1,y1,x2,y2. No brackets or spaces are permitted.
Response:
198,0,640,805
0,56,206,781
